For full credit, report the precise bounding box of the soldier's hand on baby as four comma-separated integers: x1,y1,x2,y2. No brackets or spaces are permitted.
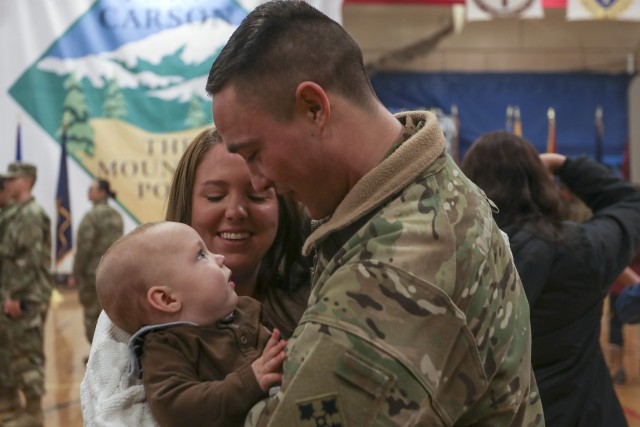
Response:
251,328,286,391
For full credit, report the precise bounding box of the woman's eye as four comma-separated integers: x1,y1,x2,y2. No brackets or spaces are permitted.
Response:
197,249,206,260
206,195,224,202
249,194,267,203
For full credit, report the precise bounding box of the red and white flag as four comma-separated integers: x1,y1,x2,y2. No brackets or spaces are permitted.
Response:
466,0,544,20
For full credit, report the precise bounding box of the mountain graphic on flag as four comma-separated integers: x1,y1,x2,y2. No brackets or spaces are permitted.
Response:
10,0,246,138
8,0,250,224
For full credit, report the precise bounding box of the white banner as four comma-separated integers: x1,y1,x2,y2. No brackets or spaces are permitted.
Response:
0,0,279,272
466,0,544,21
1,0,116,273
567,0,640,20
1,1,344,273
305,0,343,23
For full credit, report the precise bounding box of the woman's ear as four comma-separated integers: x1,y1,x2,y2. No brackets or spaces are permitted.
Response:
295,81,330,126
147,285,182,313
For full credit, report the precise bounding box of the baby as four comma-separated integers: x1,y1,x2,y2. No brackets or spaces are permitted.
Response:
95,221,286,427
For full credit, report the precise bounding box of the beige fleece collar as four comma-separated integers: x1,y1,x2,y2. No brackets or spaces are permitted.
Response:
303,110,447,255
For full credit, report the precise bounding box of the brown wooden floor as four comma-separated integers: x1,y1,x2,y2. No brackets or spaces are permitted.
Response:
42,288,89,427
38,288,640,426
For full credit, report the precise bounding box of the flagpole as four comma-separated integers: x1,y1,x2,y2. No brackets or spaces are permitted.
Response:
547,107,556,153
595,106,604,164
16,113,22,161
451,104,460,164
506,105,513,132
513,106,522,137
55,123,73,270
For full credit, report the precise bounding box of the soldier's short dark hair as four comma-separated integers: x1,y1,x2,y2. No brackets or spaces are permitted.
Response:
206,0,376,119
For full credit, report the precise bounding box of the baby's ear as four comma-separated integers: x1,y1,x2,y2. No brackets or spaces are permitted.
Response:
147,285,182,313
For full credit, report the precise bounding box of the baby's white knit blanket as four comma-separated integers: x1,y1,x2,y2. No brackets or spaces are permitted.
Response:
80,311,159,426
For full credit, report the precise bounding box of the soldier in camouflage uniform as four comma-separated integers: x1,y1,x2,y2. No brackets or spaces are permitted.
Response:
207,2,544,426
70,179,123,343
0,177,21,418
0,162,52,427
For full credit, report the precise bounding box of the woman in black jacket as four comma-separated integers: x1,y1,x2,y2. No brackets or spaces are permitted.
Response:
461,131,640,427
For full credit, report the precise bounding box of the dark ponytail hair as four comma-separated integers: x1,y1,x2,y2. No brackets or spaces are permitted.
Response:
97,179,117,199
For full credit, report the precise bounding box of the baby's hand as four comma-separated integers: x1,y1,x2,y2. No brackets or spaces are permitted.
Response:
251,328,286,391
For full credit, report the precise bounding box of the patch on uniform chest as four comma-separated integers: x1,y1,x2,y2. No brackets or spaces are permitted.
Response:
296,394,345,427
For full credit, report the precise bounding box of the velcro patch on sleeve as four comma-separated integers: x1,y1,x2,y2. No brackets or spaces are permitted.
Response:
296,394,345,427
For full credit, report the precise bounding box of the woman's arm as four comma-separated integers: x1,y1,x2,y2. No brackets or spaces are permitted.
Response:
551,155,640,288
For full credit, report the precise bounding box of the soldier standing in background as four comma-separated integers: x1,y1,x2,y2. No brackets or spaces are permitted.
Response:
0,177,21,420
69,179,123,344
0,162,52,427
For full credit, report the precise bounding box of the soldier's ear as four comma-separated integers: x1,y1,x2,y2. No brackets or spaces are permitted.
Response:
295,81,330,126
147,285,181,313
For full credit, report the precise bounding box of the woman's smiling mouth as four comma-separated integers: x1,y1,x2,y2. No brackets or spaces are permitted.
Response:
218,232,251,240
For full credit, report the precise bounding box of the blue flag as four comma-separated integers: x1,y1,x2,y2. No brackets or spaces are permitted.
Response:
15,122,22,161
55,128,72,264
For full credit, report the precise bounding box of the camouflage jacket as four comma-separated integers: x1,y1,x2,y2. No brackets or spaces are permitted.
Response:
0,203,20,287
246,111,544,426
0,203,19,242
0,197,52,307
73,200,123,279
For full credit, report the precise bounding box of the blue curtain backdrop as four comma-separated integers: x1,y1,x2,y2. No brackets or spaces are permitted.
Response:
371,72,630,168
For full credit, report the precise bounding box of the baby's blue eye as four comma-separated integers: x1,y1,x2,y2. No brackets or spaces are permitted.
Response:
197,249,206,260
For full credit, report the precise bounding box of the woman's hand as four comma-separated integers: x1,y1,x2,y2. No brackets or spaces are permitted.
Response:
251,328,286,391
539,153,567,175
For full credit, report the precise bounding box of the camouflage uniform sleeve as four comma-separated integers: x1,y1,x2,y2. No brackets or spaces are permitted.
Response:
246,323,443,427
73,211,97,278
246,261,482,427
246,260,542,427
0,205,18,258
3,209,51,305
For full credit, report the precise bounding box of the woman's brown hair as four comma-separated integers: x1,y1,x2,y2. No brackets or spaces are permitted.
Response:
461,130,564,241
